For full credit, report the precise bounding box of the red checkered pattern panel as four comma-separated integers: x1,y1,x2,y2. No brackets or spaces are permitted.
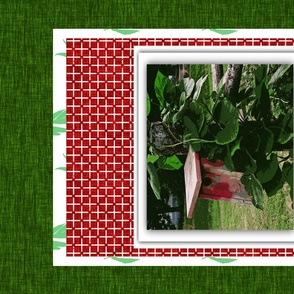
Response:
66,38,294,257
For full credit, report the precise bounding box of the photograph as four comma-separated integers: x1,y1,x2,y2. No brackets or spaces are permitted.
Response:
147,63,293,230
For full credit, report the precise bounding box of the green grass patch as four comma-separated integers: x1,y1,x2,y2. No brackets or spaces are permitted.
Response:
183,184,293,230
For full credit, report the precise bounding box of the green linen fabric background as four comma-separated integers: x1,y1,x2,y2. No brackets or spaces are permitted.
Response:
1,0,294,293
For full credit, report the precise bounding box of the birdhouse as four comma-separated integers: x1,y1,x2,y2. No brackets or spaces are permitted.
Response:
184,146,252,218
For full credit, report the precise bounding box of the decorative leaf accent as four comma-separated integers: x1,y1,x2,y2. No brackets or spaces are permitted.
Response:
157,155,183,170
55,52,66,57
53,109,66,124
111,29,140,35
207,257,238,264
214,98,239,145
53,241,66,250
55,167,66,171
209,29,238,35
53,126,66,136
147,162,161,200
53,224,66,238
147,154,159,163
241,174,264,210
107,257,140,264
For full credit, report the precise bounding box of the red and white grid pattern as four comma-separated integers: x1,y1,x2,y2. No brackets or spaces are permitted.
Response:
66,38,294,257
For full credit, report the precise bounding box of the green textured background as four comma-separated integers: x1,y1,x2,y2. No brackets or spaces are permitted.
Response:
1,0,294,293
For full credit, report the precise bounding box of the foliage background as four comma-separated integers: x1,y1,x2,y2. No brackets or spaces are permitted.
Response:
1,0,294,293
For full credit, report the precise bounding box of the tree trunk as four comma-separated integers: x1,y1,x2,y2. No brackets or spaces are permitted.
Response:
211,64,223,92
224,64,243,99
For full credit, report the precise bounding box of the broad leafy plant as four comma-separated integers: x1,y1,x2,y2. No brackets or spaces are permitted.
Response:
147,65,293,210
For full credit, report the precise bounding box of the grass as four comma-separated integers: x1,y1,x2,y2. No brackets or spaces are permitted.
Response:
183,183,293,230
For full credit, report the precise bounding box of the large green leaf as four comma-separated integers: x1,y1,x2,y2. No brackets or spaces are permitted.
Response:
259,127,274,154
147,162,161,200
232,149,257,175
268,64,292,86
157,155,183,170
192,75,208,101
147,154,159,163
172,98,187,124
241,174,264,210
182,77,195,98
214,98,239,145
256,154,278,184
282,162,293,188
189,101,205,133
262,166,284,197
254,65,268,86
53,224,66,238
154,71,176,107
147,93,151,116
53,109,66,124
252,83,270,121
183,116,200,152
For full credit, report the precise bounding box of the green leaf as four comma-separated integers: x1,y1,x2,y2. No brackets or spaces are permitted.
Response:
111,29,140,35
53,126,66,136
109,257,140,264
172,101,186,124
53,224,66,238
262,167,284,197
209,29,238,35
252,83,270,120
55,52,66,57
158,155,183,170
259,127,274,154
53,109,66,124
53,240,66,250
241,174,264,210
182,77,195,98
214,98,239,145
256,154,278,184
147,93,151,116
254,65,268,86
183,116,201,152
154,71,176,108
224,145,235,171
55,167,66,171
282,162,293,188
208,257,238,264
268,64,292,86
179,92,186,107
147,154,159,163
278,132,293,145
192,75,208,101
232,149,257,175
147,162,161,200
